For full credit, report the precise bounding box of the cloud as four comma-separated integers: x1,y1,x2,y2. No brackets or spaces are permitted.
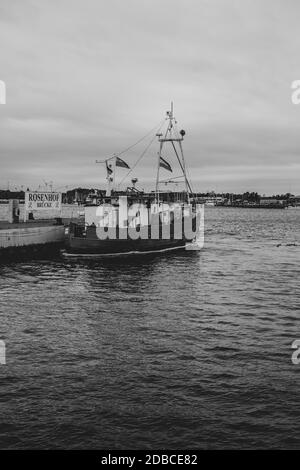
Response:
0,0,300,194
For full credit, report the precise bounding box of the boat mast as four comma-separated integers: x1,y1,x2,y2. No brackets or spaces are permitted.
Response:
95,154,116,197
155,103,192,202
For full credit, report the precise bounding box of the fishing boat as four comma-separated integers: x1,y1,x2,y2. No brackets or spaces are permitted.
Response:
64,105,204,256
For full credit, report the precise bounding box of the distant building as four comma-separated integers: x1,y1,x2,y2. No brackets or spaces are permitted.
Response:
0,190,25,200
288,195,300,206
260,197,286,206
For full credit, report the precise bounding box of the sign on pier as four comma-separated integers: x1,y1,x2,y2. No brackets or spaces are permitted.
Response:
25,192,62,211
24,192,62,221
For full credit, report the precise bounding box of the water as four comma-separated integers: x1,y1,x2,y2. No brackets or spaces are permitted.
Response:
0,208,299,449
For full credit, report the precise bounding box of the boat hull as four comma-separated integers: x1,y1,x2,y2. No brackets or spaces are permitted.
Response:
65,234,186,255
64,202,203,255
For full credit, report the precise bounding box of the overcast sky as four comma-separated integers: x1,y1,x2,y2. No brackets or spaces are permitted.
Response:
1,0,300,194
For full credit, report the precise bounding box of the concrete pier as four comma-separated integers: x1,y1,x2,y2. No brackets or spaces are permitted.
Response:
0,199,85,259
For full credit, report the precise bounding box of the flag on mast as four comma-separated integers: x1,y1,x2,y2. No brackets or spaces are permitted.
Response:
159,156,172,172
115,156,130,169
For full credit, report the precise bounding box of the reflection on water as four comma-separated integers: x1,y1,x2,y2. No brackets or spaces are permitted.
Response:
0,208,299,449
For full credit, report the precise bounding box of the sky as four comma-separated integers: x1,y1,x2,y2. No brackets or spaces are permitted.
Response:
0,0,300,195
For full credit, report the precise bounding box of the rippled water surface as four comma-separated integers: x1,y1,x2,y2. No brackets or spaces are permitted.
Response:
0,208,299,449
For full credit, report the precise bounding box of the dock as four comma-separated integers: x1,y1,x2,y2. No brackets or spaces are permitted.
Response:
0,191,85,260
0,220,65,259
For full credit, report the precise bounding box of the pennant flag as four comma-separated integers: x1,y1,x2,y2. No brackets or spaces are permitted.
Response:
159,156,172,172
115,156,130,169
106,160,113,175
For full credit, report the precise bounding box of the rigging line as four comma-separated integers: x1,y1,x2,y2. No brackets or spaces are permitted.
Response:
182,149,195,194
116,119,166,188
185,165,195,194
116,133,158,188
182,158,194,194
174,123,195,194
171,141,193,194
97,118,165,163
159,175,185,182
